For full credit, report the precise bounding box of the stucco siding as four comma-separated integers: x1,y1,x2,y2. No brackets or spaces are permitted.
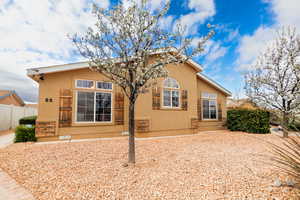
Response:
135,63,198,132
197,77,228,120
35,62,229,140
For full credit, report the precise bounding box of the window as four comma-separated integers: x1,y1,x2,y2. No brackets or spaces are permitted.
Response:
202,92,217,99
97,81,112,90
76,91,112,122
202,92,217,119
163,78,180,108
77,91,95,122
76,80,94,89
164,77,179,89
95,92,112,122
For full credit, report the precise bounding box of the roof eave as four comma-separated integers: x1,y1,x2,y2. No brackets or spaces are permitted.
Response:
26,58,203,77
197,73,232,96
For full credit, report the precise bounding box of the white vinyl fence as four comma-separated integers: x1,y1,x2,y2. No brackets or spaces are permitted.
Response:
0,104,37,131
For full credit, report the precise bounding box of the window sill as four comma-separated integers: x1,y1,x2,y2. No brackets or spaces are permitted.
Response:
160,107,183,111
71,122,116,127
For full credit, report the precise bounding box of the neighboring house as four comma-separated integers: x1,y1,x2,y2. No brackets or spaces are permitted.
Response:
27,59,231,141
227,98,258,110
0,90,25,106
0,90,37,131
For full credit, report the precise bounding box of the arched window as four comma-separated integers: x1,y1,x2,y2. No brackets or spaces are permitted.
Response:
163,78,180,108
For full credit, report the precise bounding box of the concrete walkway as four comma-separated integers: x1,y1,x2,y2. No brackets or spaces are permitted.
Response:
0,133,14,148
0,169,35,200
270,127,299,137
0,133,35,200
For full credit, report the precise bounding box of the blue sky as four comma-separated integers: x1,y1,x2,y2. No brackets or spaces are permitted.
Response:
0,0,299,102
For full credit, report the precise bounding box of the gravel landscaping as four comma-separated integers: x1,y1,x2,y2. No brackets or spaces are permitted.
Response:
0,131,298,199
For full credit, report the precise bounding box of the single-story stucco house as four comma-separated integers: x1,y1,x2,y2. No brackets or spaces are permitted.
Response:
27,58,231,141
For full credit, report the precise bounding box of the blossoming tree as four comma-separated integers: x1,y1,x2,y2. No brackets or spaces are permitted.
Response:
71,0,213,163
245,26,300,137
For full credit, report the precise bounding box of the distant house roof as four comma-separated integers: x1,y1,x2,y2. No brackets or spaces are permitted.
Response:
0,90,25,106
227,98,256,109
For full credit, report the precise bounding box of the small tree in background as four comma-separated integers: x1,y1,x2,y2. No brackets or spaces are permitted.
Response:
245,26,300,137
71,0,214,163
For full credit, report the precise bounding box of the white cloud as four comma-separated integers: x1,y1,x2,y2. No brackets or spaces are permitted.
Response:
191,37,227,65
236,0,300,71
236,26,275,71
121,0,168,11
175,0,215,36
226,28,239,42
159,15,174,30
203,40,228,63
268,0,300,28
0,0,110,101
206,44,227,62
0,70,38,102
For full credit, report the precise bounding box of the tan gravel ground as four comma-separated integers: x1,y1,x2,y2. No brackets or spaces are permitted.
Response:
0,131,299,200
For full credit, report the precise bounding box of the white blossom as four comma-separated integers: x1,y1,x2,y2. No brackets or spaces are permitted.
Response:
71,0,213,101
245,26,300,125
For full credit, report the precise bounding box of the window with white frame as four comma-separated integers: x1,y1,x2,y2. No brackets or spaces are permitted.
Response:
76,80,94,89
202,92,217,119
163,78,180,108
97,81,112,90
76,91,112,122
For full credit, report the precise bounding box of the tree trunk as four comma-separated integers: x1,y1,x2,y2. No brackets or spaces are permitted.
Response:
128,100,136,163
282,112,289,138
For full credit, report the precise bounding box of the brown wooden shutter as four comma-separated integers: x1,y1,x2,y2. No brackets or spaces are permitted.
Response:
152,87,161,110
59,89,72,127
218,103,222,121
36,121,56,137
114,92,124,125
135,119,150,133
191,118,198,129
181,90,188,110
197,98,202,120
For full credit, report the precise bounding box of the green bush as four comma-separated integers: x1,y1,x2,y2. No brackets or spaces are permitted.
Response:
15,125,36,143
227,109,270,134
19,116,37,125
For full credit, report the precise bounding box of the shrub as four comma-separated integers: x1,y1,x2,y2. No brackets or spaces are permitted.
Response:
19,116,37,125
227,109,270,133
15,125,36,143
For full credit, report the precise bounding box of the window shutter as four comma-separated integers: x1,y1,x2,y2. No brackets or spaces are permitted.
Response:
181,90,188,110
152,87,161,110
114,92,124,125
218,103,222,121
197,98,202,120
59,89,72,127
135,119,150,133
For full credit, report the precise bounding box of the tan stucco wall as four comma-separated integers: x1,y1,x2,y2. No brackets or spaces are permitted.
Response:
36,62,228,139
134,63,198,133
38,68,124,137
197,77,228,120
0,95,22,106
